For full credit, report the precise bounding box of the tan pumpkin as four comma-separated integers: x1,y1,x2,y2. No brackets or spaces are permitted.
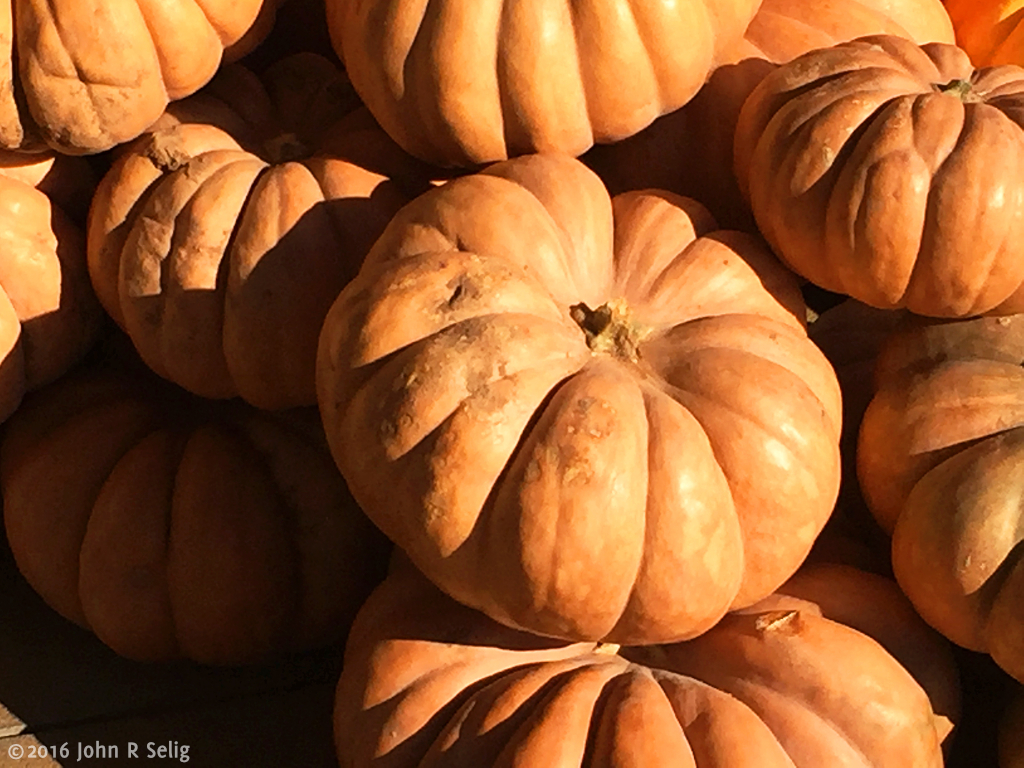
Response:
582,0,954,231
317,153,843,645
326,0,763,167
858,313,1024,682
0,333,390,665
0,150,104,423
334,559,956,767
87,52,439,410
0,0,283,154
735,34,1024,317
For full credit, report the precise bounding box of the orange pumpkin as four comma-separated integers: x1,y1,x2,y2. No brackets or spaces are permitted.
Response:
326,0,763,167
945,0,1024,67
0,0,282,154
87,53,439,410
735,34,1024,317
317,153,842,645
583,0,954,230
0,334,390,665
0,150,104,423
334,559,955,767
858,313,1024,682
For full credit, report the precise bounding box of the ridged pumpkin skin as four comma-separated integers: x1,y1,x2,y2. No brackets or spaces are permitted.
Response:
334,561,953,767
326,0,762,167
0,0,281,154
317,153,842,645
0,337,389,666
945,0,1024,67
0,151,104,423
87,53,437,410
735,34,1024,317
857,314,1024,682
582,0,954,231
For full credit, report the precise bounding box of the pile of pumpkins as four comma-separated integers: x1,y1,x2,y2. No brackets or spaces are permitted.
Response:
3,0,1024,765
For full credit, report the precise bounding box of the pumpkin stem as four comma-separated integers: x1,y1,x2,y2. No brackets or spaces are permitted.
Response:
938,79,979,102
570,299,645,362
263,132,312,163
755,609,802,633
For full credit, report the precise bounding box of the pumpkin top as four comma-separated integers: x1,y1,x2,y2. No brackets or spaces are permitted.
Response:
318,153,844,644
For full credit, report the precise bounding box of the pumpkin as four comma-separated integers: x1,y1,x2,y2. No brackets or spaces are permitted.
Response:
0,333,390,665
945,0,1024,67
0,149,97,223
316,153,843,645
857,313,1024,682
334,558,955,767
583,0,954,230
325,0,763,167
0,0,283,155
0,150,104,423
734,34,1024,317
87,52,439,410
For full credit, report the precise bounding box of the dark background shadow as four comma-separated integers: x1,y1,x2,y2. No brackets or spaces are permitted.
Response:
0,516,342,767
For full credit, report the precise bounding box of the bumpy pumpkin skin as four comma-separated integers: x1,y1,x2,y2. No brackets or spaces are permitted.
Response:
0,336,390,666
0,152,104,423
327,0,762,167
582,0,954,231
857,314,1024,682
735,34,1024,318
87,53,437,410
334,560,952,768
945,0,1024,67
0,0,282,154
317,153,842,645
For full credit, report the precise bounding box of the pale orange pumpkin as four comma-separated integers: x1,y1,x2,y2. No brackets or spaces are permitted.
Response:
1,334,390,665
326,0,763,167
334,559,956,767
858,313,1024,683
87,53,439,410
0,150,104,423
735,34,1024,317
317,153,843,645
0,0,283,154
582,0,954,230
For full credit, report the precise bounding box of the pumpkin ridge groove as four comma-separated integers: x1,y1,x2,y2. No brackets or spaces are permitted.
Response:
715,672,876,765
126,426,189,659
903,103,996,314
477,173,589,300
215,159,270,374
472,369,608,625
212,413,306,646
